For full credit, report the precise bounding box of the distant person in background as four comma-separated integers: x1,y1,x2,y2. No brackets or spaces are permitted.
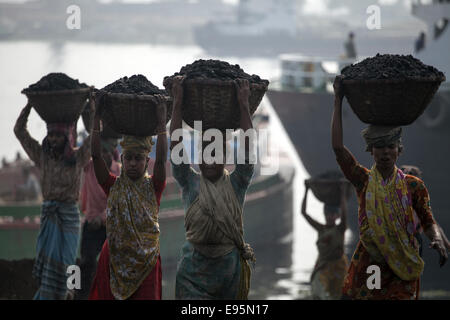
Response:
400,165,450,257
301,181,349,300
14,96,94,300
75,138,121,300
16,166,42,202
344,32,357,59
2,157,9,168
414,32,426,53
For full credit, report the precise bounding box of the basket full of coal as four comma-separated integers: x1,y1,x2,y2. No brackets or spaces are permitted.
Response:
306,170,351,206
98,75,172,137
163,59,269,130
341,54,445,126
21,73,91,124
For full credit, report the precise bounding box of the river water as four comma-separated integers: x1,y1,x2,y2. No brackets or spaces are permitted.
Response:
0,41,355,299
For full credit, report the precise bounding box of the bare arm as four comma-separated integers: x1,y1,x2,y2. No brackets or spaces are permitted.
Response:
153,94,168,184
438,225,450,250
331,76,345,156
331,76,361,174
235,79,253,164
236,79,253,132
14,102,42,166
169,76,185,151
301,184,324,231
77,90,95,167
424,223,448,267
91,92,110,186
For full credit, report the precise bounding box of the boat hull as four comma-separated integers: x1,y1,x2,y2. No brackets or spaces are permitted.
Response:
0,165,295,299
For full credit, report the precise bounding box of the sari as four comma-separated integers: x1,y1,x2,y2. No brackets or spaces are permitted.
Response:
310,226,348,299
172,162,254,300
89,171,165,300
337,150,435,300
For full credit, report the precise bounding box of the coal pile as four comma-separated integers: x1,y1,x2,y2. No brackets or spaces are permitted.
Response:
164,59,269,85
23,73,88,93
341,54,445,80
102,75,166,95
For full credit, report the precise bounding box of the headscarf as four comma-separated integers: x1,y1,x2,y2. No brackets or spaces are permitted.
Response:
42,123,76,166
361,125,402,152
120,135,154,154
400,165,422,179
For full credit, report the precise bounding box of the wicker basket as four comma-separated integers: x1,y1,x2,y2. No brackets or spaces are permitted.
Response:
163,78,268,130
22,88,91,124
99,92,172,137
306,178,351,206
81,105,122,139
342,76,445,125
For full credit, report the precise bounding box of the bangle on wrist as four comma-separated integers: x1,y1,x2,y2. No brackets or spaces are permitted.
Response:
156,130,167,136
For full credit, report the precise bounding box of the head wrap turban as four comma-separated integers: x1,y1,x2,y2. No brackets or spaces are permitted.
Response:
361,125,402,152
400,165,422,179
120,135,154,154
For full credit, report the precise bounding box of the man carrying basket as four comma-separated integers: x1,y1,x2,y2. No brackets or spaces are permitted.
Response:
14,93,95,300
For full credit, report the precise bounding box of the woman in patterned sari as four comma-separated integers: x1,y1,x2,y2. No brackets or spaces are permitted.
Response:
301,181,349,300
14,93,94,300
88,93,167,300
169,76,255,300
331,76,448,300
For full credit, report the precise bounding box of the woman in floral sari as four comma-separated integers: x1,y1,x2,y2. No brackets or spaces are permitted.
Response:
88,93,167,300
331,76,447,300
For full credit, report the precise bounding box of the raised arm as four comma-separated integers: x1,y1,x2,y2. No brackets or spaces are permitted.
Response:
235,79,253,166
235,79,253,132
77,89,95,167
331,76,345,153
331,76,368,189
153,94,168,184
301,183,324,232
91,92,110,186
169,76,185,151
14,102,42,166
